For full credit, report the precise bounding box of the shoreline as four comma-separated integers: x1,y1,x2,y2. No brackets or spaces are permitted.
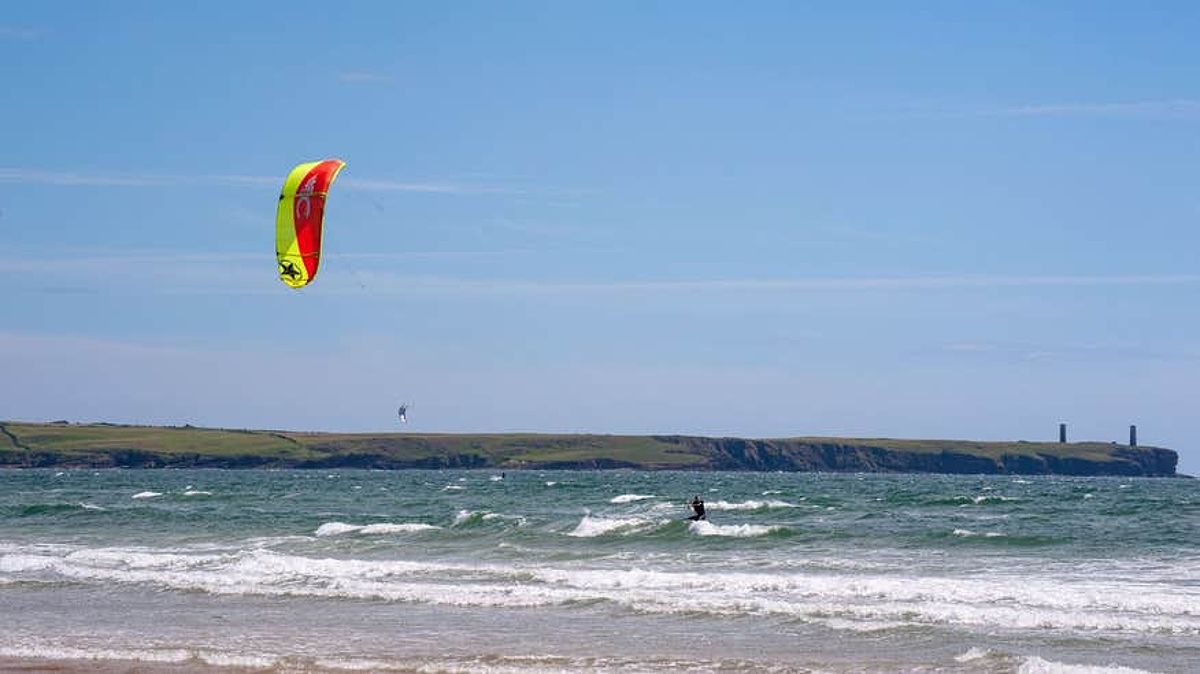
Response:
0,658,256,673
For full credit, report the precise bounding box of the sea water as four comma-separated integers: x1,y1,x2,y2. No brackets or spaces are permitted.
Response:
0,469,1196,673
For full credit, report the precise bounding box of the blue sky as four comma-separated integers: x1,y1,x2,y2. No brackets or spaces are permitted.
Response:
3,2,1199,473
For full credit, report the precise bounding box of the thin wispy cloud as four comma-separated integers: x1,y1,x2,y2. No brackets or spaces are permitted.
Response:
979,100,1200,119
941,341,1200,363
0,168,521,195
876,99,1200,121
202,271,1200,297
334,250,537,261
6,249,1200,296
339,177,523,195
351,273,1200,296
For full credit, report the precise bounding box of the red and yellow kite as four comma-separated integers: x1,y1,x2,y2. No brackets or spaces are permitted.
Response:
275,159,346,288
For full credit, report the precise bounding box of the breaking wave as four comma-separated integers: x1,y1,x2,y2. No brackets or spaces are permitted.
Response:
315,522,440,537
2,543,1196,638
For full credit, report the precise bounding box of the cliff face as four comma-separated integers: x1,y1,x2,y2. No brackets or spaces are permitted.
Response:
658,437,1179,477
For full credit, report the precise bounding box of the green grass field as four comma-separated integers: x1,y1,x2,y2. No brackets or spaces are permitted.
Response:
0,421,1166,473
0,422,313,460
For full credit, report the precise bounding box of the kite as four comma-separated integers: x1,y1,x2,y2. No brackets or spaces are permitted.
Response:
275,159,346,288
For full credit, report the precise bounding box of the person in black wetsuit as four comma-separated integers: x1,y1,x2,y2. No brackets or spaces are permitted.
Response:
689,495,706,521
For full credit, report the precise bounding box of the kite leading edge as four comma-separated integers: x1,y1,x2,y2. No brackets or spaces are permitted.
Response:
275,158,346,288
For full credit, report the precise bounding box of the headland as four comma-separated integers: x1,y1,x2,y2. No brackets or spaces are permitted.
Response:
0,421,1180,476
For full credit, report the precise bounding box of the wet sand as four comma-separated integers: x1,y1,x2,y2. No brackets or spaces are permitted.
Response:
0,659,258,673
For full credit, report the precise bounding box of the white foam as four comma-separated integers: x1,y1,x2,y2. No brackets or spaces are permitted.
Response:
689,521,779,537
567,515,660,537
362,523,439,534
972,495,1019,504
0,644,192,665
183,490,212,496
0,642,279,669
442,485,465,491
79,502,104,511
610,494,655,503
953,529,1005,538
0,553,58,573
452,510,524,527
4,543,1198,639
708,499,798,511
314,522,360,537
1017,655,1157,674
131,491,162,499
955,647,994,662
315,522,440,537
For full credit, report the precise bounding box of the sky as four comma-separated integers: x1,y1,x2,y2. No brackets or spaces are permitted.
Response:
2,2,1199,474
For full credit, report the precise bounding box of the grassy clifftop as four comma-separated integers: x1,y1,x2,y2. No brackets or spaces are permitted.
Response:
0,421,1180,476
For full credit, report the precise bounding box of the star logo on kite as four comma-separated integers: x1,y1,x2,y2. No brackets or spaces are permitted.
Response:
279,260,302,281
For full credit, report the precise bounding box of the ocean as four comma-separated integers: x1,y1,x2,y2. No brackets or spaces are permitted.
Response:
0,469,1195,673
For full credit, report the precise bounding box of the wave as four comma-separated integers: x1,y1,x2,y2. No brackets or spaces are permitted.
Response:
944,529,1062,547
567,515,662,537
688,520,781,537
706,499,799,511
315,522,440,537
916,494,1022,507
609,494,655,504
954,649,1158,674
1018,655,1158,674
955,647,996,663
0,643,278,670
452,510,526,528
952,528,1006,539
9,503,100,517
131,491,162,499
2,545,1197,638
0,642,801,673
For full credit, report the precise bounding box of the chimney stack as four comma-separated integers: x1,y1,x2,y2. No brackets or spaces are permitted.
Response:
1129,425,1137,447
1059,423,1067,443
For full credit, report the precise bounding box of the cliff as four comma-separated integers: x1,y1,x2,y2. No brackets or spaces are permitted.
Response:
662,436,1178,476
0,421,1180,476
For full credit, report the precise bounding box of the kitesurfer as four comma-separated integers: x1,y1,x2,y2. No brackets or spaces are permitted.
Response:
689,495,706,521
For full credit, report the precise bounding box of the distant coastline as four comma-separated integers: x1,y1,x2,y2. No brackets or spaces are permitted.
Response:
0,421,1180,476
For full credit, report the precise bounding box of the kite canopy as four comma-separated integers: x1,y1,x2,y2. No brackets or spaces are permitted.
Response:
275,159,346,288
